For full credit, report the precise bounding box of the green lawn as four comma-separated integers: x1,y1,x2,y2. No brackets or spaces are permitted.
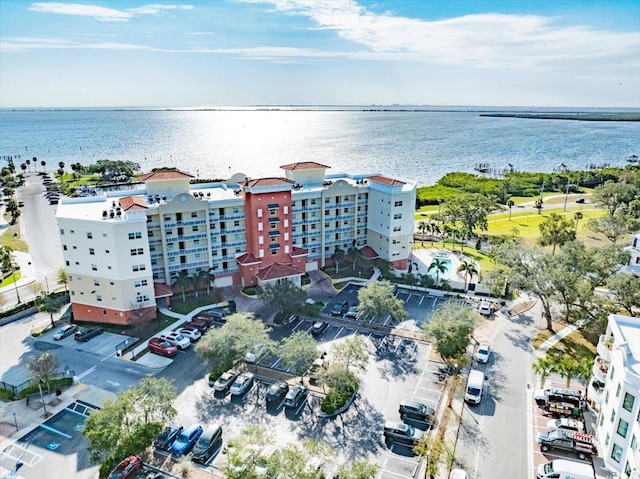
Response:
0,270,21,288
0,222,29,252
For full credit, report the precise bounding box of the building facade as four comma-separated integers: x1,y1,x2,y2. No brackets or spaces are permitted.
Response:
56,163,416,325
591,314,640,478
625,231,640,277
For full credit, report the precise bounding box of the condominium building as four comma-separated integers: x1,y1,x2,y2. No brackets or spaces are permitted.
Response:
591,314,640,478
56,162,416,325
625,231,640,276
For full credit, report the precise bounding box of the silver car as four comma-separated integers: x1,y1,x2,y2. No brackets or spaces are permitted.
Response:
229,372,254,396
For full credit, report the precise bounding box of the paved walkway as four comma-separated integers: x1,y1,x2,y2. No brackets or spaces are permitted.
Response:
535,318,588,356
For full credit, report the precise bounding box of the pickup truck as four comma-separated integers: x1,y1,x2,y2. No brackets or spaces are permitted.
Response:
542,401,582,418
536,430,597,460
534,387,583,408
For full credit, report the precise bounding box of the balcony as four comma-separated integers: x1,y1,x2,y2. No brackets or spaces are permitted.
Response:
597,335,613,362
592,356,609,383
588,379,604,405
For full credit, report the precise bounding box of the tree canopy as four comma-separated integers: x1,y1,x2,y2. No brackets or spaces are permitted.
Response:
261,280,307,316
331,335,370,373
26,352,59,390
278,331,319,376
357,281,407,323
538,213,576,254
442,192,500,236
421,301,481,361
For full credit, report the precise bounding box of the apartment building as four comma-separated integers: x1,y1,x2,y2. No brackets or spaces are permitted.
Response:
56,162,416,325
591,314,640,478
625,231,640,276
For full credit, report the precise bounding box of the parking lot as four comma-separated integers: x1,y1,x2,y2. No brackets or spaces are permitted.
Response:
530,380,594,477
169,331,445,478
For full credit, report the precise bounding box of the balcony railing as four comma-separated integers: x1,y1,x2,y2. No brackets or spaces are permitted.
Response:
597,335,613,362
588,381,604,405
592,356,609,383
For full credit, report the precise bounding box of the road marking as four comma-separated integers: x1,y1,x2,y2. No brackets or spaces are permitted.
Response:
333,327,344,340
125,367,141,375
291,321,304,332
418,295,425,305
105,380,120,387
75,365,96,381
1,443,43,467
271,358,282,369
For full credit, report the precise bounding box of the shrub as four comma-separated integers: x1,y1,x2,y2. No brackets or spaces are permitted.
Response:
19,377,73,398
320,386,355,414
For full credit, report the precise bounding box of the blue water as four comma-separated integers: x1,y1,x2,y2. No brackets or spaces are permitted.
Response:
0,107,638,185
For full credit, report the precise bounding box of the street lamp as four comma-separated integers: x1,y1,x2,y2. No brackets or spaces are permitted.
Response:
11,264,20,304
12,411,18,431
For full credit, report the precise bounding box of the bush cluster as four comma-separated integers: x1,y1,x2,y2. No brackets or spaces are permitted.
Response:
320,384,356,414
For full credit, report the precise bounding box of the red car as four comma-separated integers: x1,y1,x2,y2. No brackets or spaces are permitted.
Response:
185,318,209,333
148,337,178,357
108,455,142,479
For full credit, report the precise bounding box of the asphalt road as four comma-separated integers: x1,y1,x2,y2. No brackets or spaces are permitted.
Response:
455,312,538,478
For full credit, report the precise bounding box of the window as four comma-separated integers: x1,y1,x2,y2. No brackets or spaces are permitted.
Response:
623,393,634,411
91,264,97,271
270,209,277,216
192,226,199,232
86,232,93,239
631,434,637,450
611,410,616,423
270,223,277,230
617,419,629,438
394,200,403,207
105,250,110,254
234,220,240,227
132,264,146,272
60,229,65,235
611,444,623,463
89,248,95,255
93,280,100,286
616,383,621,397
63,245,67,251
130,248,144,256
103,233,107,238
191,212,197,218
393,226,402,232
134,280,148,287
128,232,142,240
96,295,102,302
393,213,402,219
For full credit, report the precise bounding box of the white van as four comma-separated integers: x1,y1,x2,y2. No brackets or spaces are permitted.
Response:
536,459,594,479
465,369,484,404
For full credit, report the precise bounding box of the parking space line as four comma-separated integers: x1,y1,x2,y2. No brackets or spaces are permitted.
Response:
1,443,44,467
291,321,304,332
270,358,282,369
383,315,392,327
418,295,425,305
333,327,344,340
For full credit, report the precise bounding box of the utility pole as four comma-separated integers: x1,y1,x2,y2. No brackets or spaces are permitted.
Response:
563,181,571,211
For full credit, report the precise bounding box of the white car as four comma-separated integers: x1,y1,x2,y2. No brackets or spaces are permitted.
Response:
230,372,254,396
475,342,491,363
160,332,191,350
178,327,201,342
449,469,469,479
244,344,264,364
546,417,585,432
478,301,492,317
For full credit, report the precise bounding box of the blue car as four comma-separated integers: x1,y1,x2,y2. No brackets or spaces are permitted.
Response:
170,424,203,455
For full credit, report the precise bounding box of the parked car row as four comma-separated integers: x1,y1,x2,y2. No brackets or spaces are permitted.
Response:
152,422,223,464
383,399,436,447
209,369,309,410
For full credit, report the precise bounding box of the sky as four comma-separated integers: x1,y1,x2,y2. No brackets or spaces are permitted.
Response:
0,0,639,108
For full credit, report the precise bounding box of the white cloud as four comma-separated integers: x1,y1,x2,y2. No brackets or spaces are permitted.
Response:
240,0,640,70
28,3,192,22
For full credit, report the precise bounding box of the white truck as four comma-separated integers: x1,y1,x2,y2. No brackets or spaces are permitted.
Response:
536,459,594,479
465,369,484,404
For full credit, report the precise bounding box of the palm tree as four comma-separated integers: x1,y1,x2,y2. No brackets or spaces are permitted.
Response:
198,268,215,295
429,221,440,245
456,260,478,291
574,211,583,232
331,246,345,274
56,267,68,294
531,357,555,388
428,258,448,287
347,241,359,270
58,161,65,171
40,160,46,173
36,292,61,328
511,226,520,238
556,357,581,388
417,221,428,246
20,163,26,174
26,158,32,172
172,270,191,302
507,200,515,221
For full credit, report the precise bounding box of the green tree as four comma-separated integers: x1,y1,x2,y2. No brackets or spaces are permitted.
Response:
606,273,640,315
40,159,46,173
428,258,448,287
336,460,379,479
5,198,21,224
417,221,428,246
442,192,499,237
531,357,555,389
592,180,638,218
196,313,275,369
331,246,345,274
35,292,61,327
0,246,13,274
278,331,318,377
356,281,407,324
555,357,581,388
26,352,60,391
421,301,480,361
172,270,191,301
573,211,583,231
538,213,576,255
56,267,68,294
507,199,515,220
586,212,634,244
261,280,307,316
269,439,334,479
347,241,360,270
197,268,215,295
83,376,175,474
331,335,369,373
456,260,478,291
222,425,274,479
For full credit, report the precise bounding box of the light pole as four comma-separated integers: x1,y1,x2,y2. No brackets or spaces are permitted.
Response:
37,379,47,418
44,275,50,292
12,411,18,431
11,264,20,304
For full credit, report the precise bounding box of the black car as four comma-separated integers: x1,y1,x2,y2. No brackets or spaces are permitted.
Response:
74,327,104,342
383,421,424,446
153,424,183,451
191,425,222,464
283,385,308,409
265,381,289,406
399,400,435,425
311,321,329,337
340,301,349,316
282,315,300,328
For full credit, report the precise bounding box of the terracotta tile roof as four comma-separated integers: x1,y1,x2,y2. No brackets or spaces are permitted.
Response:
153,282,174,298
244,177,294,187
289,246,308,257
368,175,405,186
280,162,330,171
256,262,304,281
118,196,148,211
236,252,261,265
359,245,380,259
138,170,194,182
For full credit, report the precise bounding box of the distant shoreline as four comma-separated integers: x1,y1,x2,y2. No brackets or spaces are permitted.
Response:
479,113,640,122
